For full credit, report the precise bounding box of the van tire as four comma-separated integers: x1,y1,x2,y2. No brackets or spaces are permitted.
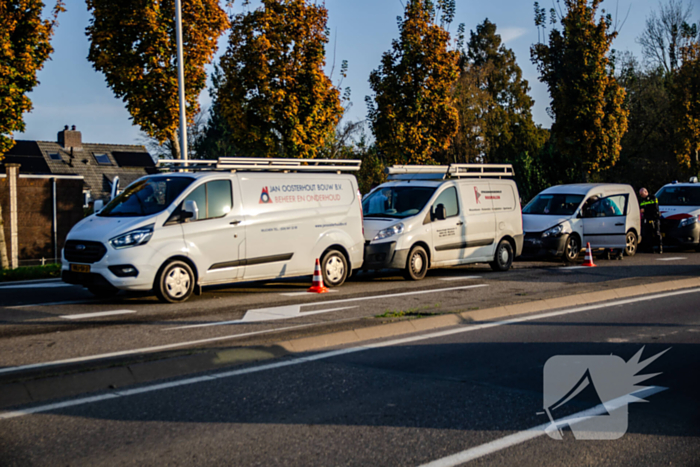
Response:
490,240,514,271
625,231,638,256
86,284,119,298
404,245,428,280
155,260,195,303
321,249,348,287
563,234,581,264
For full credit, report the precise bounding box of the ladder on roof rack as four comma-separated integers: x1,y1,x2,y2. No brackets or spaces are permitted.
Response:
156,157,361,173
386,163,514,180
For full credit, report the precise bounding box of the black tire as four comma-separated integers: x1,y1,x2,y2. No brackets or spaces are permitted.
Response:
155,260,195,303
86,284,119,298
625,231,638,257
490,239,514,272
403,245,429,281
563,234,581,264
321,249,348,287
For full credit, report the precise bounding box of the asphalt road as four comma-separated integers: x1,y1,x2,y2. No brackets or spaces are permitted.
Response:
1,252,699,375
1,284,698,466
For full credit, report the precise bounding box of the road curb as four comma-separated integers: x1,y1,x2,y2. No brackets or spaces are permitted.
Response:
0,278,62,287
3,277,700,410
276,277,700,353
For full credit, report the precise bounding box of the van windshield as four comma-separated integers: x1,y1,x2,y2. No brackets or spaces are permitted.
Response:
99,176,195,217
657,186,700,206
523,193,584,216
362,186,436,219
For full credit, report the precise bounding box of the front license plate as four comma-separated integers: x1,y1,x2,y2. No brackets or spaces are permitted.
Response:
70,264,90,273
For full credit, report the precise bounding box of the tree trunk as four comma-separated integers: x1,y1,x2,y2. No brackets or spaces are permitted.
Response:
0,205,9,270
170,134,181,160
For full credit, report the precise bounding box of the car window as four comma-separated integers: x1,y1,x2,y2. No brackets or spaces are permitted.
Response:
184,180,232,220
434,187,459,218
584,195,627,218
657,186,700,206
523,194,584,216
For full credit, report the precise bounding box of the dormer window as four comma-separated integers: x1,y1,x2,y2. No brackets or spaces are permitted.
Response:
94,153,112,165
49,153,61,161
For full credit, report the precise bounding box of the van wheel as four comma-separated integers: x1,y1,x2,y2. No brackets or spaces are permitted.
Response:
404,245,428,280
563,234,581,264
155,260,195,303
490,240,514,272
321,249,348,287
625,231,638,256
86,284,119,298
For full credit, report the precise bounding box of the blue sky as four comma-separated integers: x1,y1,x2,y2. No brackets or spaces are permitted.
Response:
15,0,700,146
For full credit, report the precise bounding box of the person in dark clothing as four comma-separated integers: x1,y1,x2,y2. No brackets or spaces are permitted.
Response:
639,187,663,253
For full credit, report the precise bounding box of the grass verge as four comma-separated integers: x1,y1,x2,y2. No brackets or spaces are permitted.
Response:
0,264,62,283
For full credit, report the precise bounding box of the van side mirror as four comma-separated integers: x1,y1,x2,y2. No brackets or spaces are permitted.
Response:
93,199,104,213
434,204,447,221
182,200,199,221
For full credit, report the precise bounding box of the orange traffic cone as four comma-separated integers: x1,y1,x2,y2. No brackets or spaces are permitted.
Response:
582,242,597,267
307,258,329,293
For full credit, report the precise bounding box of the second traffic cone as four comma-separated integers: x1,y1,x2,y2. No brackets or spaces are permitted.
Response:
307,258,329,293
582,242,597,267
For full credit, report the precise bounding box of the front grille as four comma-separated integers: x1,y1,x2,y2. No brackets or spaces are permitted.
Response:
64,240,107,263
661,218,681,230
524,232,542,241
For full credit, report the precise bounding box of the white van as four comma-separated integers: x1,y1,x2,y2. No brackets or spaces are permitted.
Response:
522,183,641,262
62,158,364,302
362,164,523,279
656,179,700,250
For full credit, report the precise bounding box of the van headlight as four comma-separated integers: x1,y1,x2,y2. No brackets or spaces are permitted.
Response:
109,224,154,249
374,223,404,241
542,224,567,238
679,216,698,228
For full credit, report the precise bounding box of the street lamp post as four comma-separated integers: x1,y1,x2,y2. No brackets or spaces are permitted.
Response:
175,0,188,164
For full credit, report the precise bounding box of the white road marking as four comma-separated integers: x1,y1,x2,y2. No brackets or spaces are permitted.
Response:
60,310,137,320
0,322,331,376
8,299,104,309
280,290,338,297
168,306,359,330
656,257,687,261
438,276,482,281
167,284,488,328
418,386,667,467
0,282,73,290
0,288,697,420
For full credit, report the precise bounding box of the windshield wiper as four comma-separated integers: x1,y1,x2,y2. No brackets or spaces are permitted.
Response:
104,211,143,217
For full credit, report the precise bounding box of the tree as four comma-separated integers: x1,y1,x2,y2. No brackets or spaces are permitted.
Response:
673,43,700,174
450,19,546,165
367,0,459,165
0,0,64,269
85,0,228,159
531,0,629,179
196,64,238,160
217,0,343,159
637,0,698,74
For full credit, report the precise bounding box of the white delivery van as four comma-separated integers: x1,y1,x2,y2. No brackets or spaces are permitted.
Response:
656,179,700,250
62,158,364,302
522,183,641,262
362,164,523,279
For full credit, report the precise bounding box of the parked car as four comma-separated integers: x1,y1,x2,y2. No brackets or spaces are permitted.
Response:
362,164,523,279
61,158,364,302
657,179,700,250
522,184,641,262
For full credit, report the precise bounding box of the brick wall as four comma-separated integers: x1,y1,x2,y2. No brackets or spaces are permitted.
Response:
0,178,83,261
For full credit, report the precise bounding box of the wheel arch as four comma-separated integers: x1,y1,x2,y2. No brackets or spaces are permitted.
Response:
323,244,351,270
411,241,432,268
154,255,199,289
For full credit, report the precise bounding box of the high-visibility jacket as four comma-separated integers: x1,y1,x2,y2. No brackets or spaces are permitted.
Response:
640,195,660,221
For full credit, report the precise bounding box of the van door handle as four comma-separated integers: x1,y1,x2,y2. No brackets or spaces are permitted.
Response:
615,223,624,226
456,221,464,226
230,220,242,226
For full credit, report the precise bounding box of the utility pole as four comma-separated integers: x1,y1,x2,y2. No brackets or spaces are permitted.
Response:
175,0,188,163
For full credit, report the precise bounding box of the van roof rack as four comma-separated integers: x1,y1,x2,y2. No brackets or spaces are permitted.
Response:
156,157,361,173
386,163,514,180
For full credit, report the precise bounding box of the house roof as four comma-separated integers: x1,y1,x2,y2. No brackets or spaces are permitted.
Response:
1,139,156,199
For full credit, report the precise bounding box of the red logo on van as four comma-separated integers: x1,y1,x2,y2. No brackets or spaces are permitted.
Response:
474,187,481,204
259,187,273,204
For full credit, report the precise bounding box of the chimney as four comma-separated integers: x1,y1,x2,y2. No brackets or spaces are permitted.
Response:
58,124,82,151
